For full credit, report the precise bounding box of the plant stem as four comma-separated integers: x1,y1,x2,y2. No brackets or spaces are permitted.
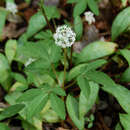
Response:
65,80,76,89
62,48,67,90
40,0,54,33
51,64,60,85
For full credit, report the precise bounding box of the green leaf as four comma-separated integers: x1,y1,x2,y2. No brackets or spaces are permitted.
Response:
5,40,17,64
68,63,88,81
112,7,130,41
68,59,107,81
102,84,130,114
79,82,99,118
34,30,53,40
0,53,12,91
74,16,83,40
52,87,66,96
120,49,130,66
86,71,115,87
120,114,130,130
26,11,46,38
11,72,27,84
15,41,61,68
121,67,130,82
0,104,25,121
0,123,10,130
73,0,87,17
77,75,90,97
0,8,8,41
115,123,122,130
121,0,127,6
16,88,42,102
27,92,48,119
87,0,99,15
66,95,83,129
76,41,117,63
50,93,66,120
43,5,60,19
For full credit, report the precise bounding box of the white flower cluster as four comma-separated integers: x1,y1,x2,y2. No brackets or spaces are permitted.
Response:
25,58,36,67
53,25,76,48
6,2,18,14
84,11,95,25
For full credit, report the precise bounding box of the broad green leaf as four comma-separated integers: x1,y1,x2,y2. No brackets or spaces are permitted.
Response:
5,92,43,130
16,88,42,102
27,92,48,119
79,82,99,118
0,8,8,41
86,71,115,87
73,0,87,17
5,40,17,64
15,41,61,68
0,123,10,130
120,49,130,66
66,95,83,129
74,16,83,40
68,59,107,81
80,59,107,74
102,84,130,114
50,93,66,120
76,41,117,63
87,0,99,15
26,11,46,38
0,53,12,91
120,114,130,130
0,104,25,121
112,7,130,41
121,67,130,82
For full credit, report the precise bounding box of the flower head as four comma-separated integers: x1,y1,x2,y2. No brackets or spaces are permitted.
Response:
53,25,76,48
84,11,95,25
6,2,18,14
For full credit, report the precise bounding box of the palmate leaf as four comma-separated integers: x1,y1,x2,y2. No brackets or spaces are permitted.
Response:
15,40,61,69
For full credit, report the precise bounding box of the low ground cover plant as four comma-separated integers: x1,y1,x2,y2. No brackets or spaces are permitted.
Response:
0,0,130,129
